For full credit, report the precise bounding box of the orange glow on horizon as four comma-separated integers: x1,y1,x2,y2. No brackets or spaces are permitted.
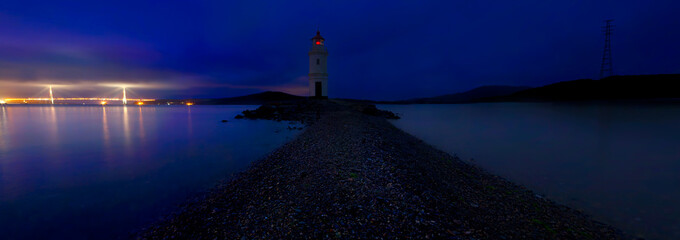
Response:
1,98,155,102
137,102,144,105
186,102,194,106
100,101,107,105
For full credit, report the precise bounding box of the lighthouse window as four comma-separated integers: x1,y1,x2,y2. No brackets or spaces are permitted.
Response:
316,59,320,65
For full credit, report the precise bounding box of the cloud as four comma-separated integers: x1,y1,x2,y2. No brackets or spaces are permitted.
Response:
0,13,311,98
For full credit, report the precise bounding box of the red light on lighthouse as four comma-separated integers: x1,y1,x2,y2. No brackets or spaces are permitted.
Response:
316,41,321,45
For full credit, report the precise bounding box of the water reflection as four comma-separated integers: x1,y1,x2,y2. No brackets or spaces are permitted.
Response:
0,105,7,194
188,106,194,136
0,105,7,152
48,106,59,149
123,106,132,156
102,106,112,162
382,103,680,239
0,105,300,239
595,106,613,167
138,106,145,141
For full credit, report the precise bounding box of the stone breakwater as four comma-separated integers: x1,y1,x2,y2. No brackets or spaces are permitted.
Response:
139,100,624,239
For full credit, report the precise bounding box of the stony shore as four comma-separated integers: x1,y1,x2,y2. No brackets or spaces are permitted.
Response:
139,100,624,239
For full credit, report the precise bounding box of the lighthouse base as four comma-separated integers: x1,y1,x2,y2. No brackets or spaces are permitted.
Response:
308,76,328,98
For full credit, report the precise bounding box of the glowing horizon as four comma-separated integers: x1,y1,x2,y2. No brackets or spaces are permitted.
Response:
2,98,155,102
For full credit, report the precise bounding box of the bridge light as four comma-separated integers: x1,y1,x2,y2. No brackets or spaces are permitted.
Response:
49,85,54,105
122,87,127,105
100,101,107,105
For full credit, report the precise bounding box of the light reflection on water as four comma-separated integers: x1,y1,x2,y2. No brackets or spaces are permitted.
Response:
0,106,8,153
381,103,680,240
0,105,300,239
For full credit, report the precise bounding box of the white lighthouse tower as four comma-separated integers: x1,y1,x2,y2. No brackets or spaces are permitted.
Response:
308,30,328,98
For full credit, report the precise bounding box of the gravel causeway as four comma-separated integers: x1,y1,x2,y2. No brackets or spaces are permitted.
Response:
139,100,624,239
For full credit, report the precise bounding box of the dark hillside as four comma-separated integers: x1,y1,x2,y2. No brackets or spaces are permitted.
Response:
202,91,305,105
501,74,680,101
396,86,531,104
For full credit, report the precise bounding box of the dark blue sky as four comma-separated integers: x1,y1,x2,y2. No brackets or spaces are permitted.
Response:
1,0,679,100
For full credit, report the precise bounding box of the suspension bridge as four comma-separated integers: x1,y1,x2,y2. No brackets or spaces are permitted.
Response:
0,86,156,105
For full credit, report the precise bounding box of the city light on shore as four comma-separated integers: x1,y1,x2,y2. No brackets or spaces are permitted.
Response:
100,101,107,105
1,98,155,103
0,84,155,105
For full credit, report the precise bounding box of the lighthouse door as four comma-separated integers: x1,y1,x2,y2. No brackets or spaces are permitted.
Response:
315,82,322,97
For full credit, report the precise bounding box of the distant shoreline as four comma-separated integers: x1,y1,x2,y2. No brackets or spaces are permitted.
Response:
6,73,680,106
5,96,680,107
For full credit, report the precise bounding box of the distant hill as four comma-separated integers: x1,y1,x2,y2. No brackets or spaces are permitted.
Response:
201,91,305,105
495,74,680,101
178,74,680,106
395,85,531,104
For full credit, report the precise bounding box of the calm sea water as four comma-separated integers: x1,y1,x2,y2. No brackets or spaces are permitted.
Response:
0,105,300,239
381,103,680,240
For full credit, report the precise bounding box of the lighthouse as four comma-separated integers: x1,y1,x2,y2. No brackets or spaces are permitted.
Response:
308,30,328,98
